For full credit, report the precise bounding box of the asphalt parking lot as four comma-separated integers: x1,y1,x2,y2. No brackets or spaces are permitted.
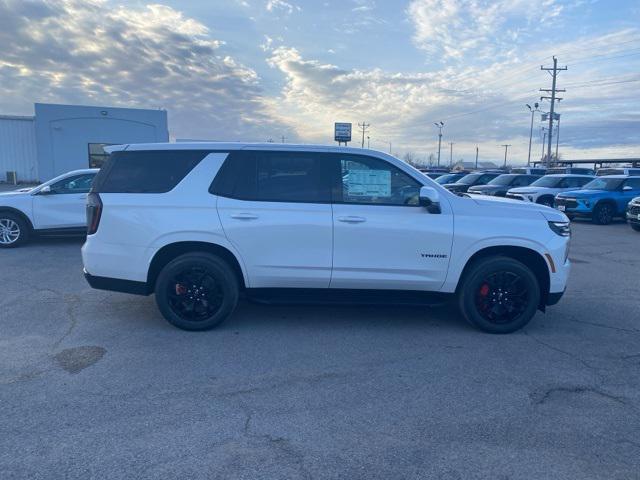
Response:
1,220,639,479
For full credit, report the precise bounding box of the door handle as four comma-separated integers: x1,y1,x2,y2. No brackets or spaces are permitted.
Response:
230,213,259,220
337,216,366,223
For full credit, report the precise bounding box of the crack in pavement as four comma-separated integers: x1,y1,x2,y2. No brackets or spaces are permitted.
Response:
523,329,600,373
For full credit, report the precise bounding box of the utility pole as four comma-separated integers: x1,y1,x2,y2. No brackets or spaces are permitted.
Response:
501,144,511,167
434,122,444,166
367,135,370,149
475,145,479,170
526,103,539,166
281,135,286,143
358,122,370,148
540,56,567,166
540,128,547,161
449,142,454,168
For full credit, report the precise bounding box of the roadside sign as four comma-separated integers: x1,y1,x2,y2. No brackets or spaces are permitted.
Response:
334,122,352,143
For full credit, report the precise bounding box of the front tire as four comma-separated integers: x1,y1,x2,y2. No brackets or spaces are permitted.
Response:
592,203,614,225
0,213,30,248
458,257,541,334
154,253,239,331
537,196,554,208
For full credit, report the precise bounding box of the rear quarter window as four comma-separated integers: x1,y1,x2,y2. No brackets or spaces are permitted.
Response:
92,150,209,193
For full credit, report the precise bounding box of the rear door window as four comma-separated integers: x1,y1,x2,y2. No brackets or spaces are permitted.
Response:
210,151,335,203
93,150,208,193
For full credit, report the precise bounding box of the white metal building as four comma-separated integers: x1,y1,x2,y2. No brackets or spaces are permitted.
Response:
0,103,169,183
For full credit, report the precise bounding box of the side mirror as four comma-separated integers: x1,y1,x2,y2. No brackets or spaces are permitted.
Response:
623,186,633,191
419,186,441,214
39,185,53,195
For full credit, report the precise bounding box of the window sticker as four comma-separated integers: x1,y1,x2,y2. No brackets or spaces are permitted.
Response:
346,169,391,197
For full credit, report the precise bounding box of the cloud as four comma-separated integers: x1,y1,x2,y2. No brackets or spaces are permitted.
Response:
266,0,300,15
0,0,290,141
406,0,562,61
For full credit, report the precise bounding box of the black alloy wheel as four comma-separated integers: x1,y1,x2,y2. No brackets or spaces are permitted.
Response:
593,203,614,225
155,253,239,331
458,256,540,334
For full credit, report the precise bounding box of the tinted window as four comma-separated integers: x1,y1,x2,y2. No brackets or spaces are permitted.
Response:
456,173,483,185
50,173,96,194
211,151,334,203
530,176,563,188
336,154,421,206
583,177,624,191
93,150,208,193
488,174,518,186
560,176,590,188
623,178,640,189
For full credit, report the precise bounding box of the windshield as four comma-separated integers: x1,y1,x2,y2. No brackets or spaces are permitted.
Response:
583,177,624,191
436,173,458,184
530,176,563,188
488,174,517,186
455,173,482,185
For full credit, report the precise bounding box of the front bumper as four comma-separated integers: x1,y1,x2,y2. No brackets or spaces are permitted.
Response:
547,288,566,306
555,199,593,217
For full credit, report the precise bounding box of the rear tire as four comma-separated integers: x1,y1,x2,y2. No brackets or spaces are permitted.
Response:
631,224,640,232
592,203,614,225
0,212,30,248
458,256,541,334
154,253,239,331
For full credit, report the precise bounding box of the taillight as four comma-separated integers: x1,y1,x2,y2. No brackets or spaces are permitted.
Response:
86,193,103,235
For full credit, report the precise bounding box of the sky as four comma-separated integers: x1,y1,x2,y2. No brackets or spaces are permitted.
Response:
0,0,639,164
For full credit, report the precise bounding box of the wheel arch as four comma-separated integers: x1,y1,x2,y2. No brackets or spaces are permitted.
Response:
147,241,247,291
536,194,555,205
0,207,34,231
455,245,550,310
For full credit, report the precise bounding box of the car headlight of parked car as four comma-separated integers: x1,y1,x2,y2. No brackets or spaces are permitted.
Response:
548,221,571,237
577,198,591,208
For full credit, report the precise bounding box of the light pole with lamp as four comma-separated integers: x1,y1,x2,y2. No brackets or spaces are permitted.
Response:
434,122,444,166
526,103,539,166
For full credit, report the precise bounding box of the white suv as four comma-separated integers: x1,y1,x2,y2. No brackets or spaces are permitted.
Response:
506,174,593,206
0,169,98,247
82,144,571,334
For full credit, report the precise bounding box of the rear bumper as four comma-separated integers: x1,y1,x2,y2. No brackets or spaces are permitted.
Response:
84,270,150,296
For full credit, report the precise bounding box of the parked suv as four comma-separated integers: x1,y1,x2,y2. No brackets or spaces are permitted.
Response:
442,171,503,194
0,169,98,247
626,197,640,231
467,174,541,197
555,176,640,224
506,174,593,207
82,144,571,334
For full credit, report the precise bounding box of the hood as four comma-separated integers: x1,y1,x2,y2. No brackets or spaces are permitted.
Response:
468,184,502,193
470,194,568,222
0,189,31,197
444,183,468,191
508,186,544,194
556,189,604,199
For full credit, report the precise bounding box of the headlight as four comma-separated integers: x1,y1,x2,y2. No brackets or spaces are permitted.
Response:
548,221,571,237
528,195,534,201
578,199,590,207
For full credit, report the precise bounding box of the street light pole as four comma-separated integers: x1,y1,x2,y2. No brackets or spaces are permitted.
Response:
526,103,539,166
555,114,561,160
449,142,454,168
541,128,547,161
434,122,444,167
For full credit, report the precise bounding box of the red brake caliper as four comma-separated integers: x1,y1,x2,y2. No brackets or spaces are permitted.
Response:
175,284,187,295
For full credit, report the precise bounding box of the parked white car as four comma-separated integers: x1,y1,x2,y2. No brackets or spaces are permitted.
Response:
82,143,571,334
505,174,594,206
0,169,98,247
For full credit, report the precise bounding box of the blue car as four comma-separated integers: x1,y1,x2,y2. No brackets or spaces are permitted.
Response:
555,175,640,224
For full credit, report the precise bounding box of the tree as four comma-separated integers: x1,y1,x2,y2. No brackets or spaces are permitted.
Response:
403,151,418,167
